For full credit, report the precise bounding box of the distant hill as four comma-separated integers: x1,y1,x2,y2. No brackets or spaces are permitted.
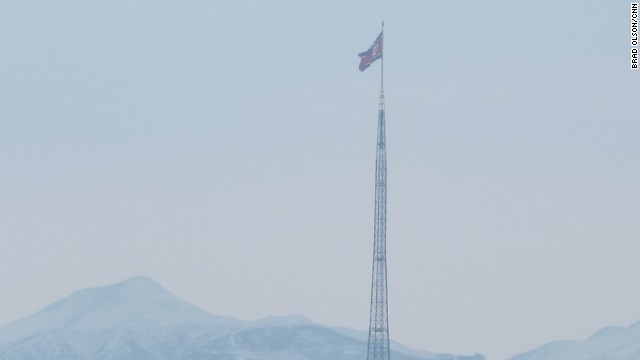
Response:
0,277,484,360
510,321,640,360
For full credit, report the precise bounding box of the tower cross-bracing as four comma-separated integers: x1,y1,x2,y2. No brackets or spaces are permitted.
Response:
367,83,389,360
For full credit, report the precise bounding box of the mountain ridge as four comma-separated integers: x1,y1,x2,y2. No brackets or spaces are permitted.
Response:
510,321,640,360
0,276,244,345
0,277,483,360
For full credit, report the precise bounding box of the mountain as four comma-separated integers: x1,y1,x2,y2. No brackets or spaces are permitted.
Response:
510,321,640,360
0,277,484,360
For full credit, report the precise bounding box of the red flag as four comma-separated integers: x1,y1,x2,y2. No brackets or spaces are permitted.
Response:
358,32,383,72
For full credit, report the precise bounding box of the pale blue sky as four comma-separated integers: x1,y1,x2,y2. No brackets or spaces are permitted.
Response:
1,1,638,359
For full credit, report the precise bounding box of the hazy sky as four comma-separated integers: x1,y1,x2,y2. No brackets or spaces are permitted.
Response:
1,1,638,360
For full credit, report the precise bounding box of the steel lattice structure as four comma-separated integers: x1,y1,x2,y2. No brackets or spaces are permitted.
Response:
367,70,390,360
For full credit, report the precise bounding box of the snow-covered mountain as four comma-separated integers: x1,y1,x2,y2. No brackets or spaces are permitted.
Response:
510,321,640,360
0,277,484,360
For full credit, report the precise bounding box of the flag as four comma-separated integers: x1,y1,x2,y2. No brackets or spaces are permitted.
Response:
358,32,383,72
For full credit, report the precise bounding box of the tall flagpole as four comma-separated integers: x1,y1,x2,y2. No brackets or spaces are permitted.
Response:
380,20,384,92
367,20,390,360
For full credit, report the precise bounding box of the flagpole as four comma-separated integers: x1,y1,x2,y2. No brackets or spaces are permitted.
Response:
380,20,384,94
367,18,390,360
379,20,385,119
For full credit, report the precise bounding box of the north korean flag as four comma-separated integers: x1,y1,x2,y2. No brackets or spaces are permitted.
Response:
358,32,383,72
